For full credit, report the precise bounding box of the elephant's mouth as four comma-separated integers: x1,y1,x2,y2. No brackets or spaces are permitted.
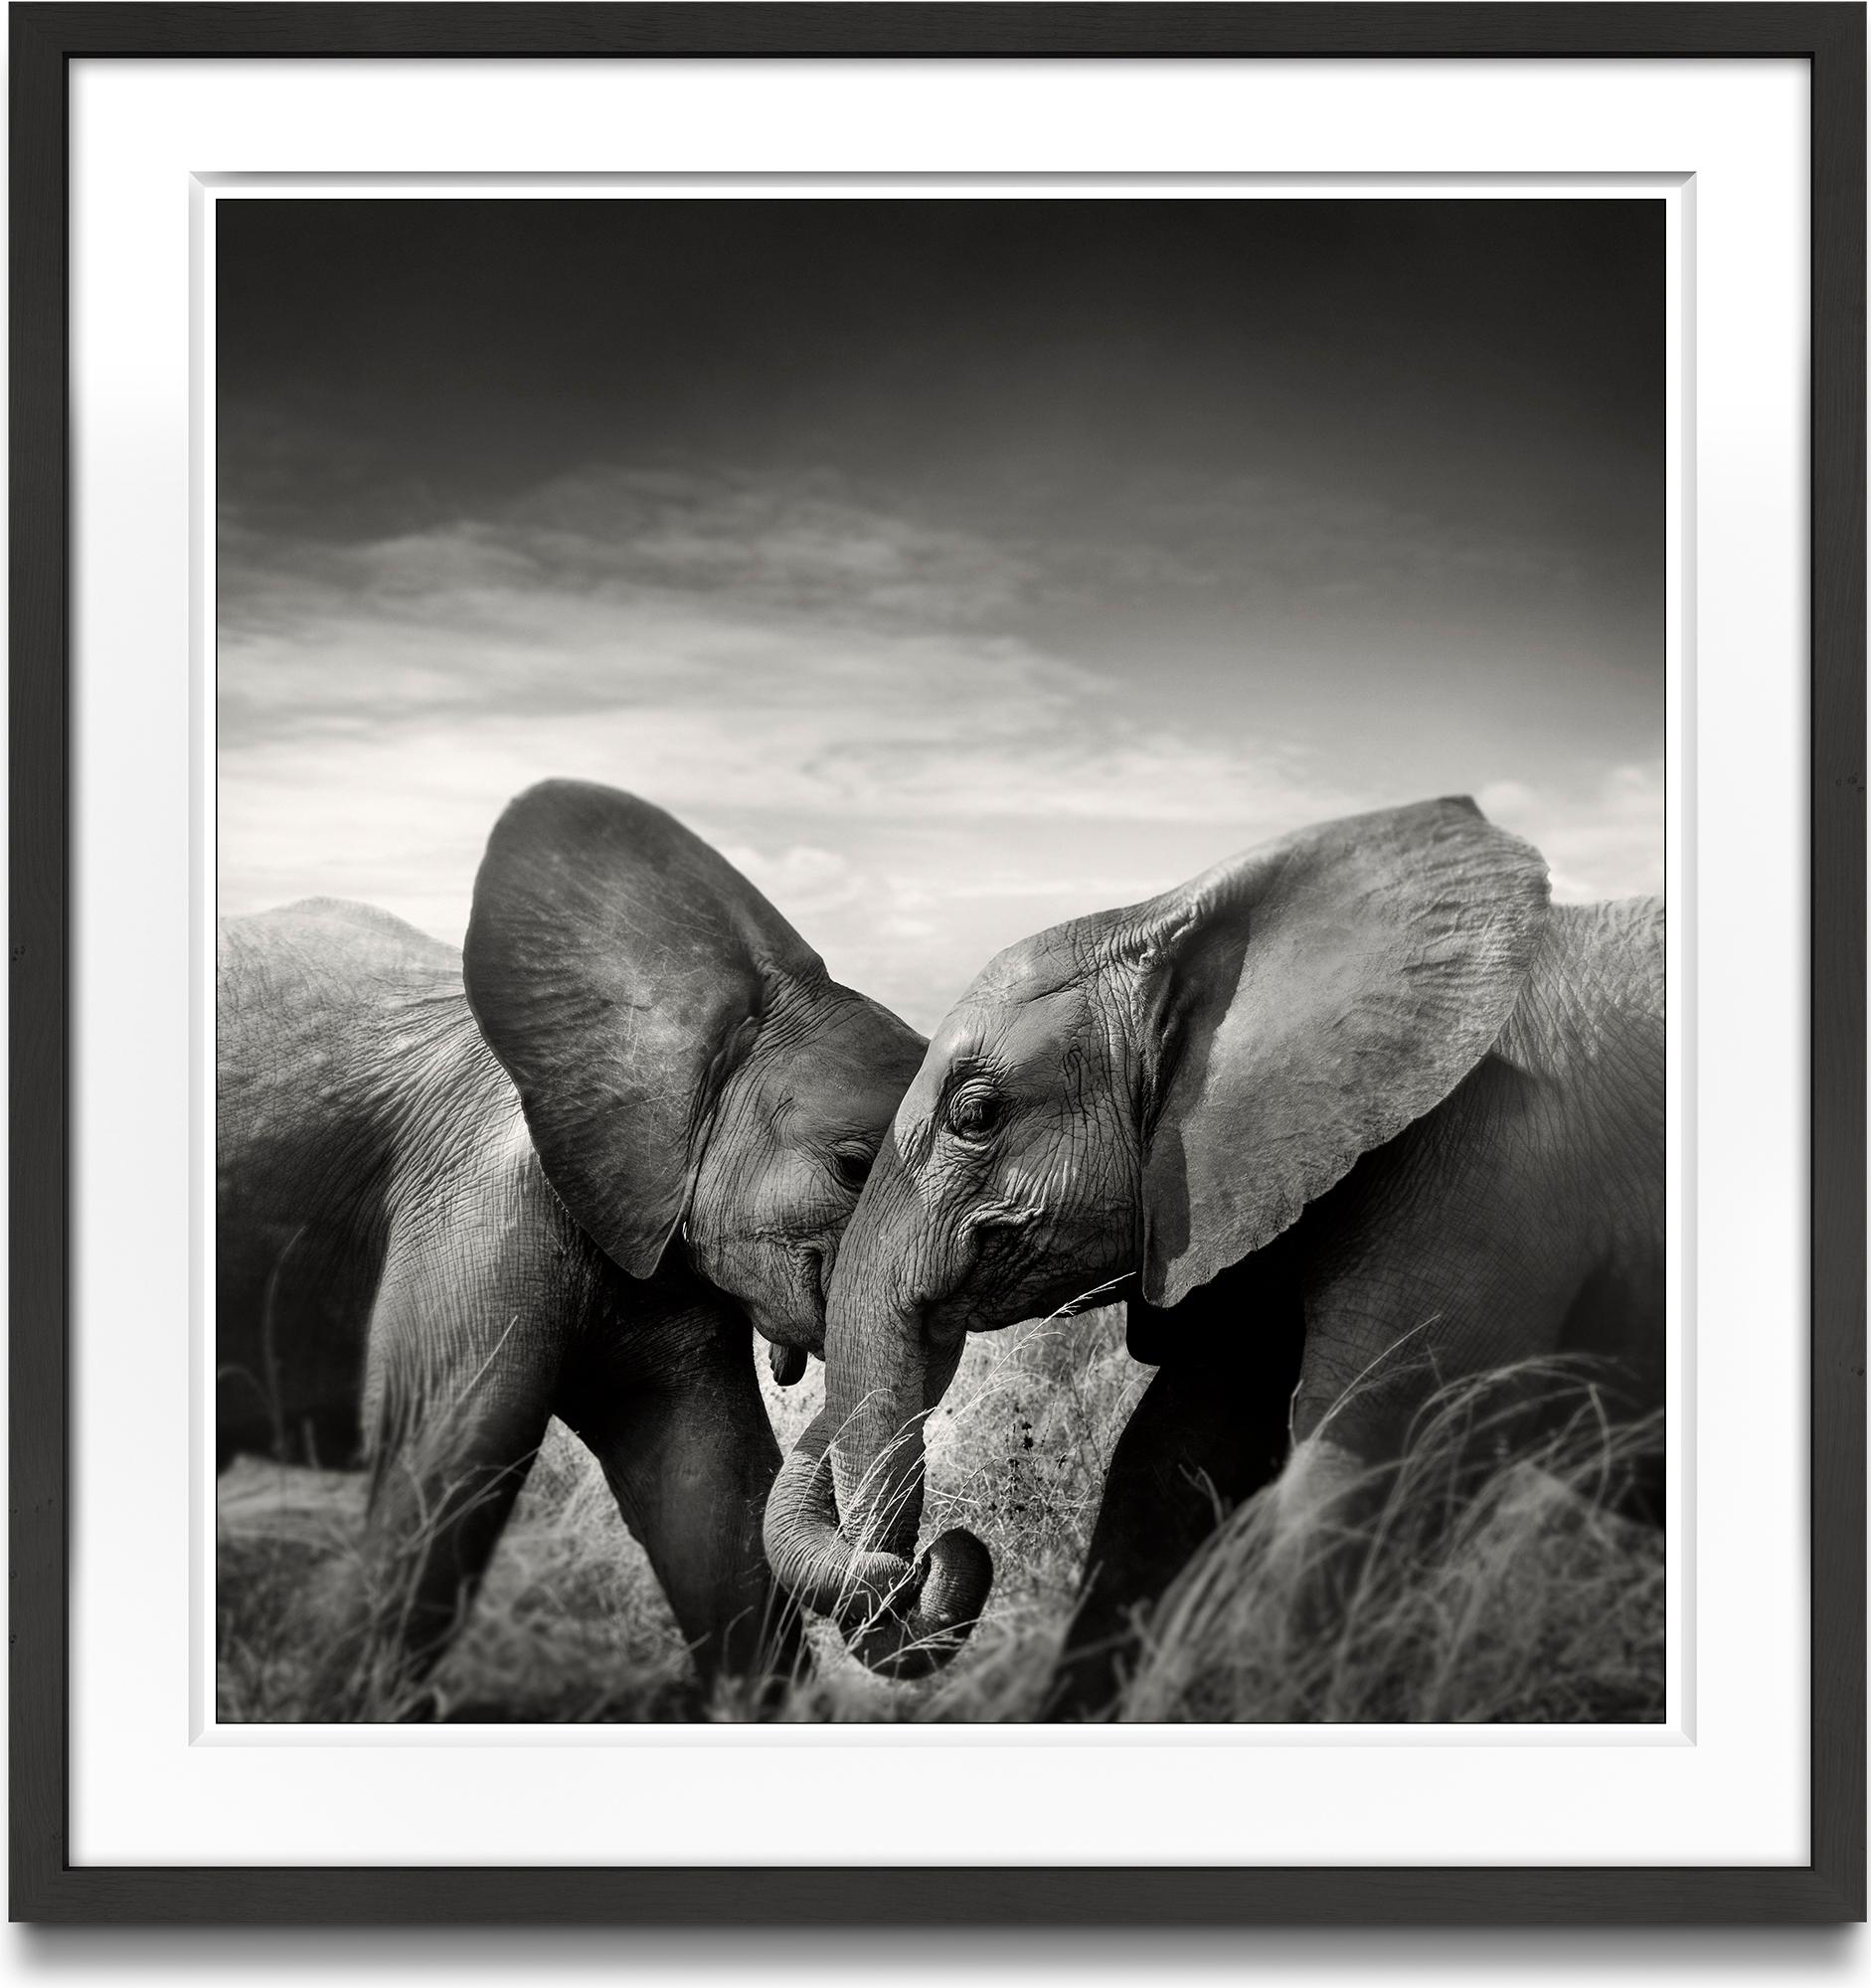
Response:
765,1246,829,1387
742,1246,831,1387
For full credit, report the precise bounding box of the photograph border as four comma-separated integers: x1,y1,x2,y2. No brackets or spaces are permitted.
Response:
10,1,1864,1925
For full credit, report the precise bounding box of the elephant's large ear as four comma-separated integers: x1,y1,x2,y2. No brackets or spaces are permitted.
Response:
1134,797,1549,1307
463,780,822,1278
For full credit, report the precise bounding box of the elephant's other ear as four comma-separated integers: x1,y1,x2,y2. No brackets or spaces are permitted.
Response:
1135,797,1549,1308
463,780,822,1278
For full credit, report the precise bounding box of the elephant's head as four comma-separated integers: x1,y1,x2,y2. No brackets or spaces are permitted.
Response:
764,796,1550,1671
462,781,925,1380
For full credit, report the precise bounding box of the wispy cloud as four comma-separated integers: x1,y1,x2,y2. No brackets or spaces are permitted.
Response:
219,460,1661,1029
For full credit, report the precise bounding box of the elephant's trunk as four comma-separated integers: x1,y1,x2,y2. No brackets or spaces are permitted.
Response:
762,1169,992,1678
762,1406,991,1680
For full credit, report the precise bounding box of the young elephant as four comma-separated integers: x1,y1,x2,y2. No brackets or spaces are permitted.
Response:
765,797,1664,1712
218,780,924,1715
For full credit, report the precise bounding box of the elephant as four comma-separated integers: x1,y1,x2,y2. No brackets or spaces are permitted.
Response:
217,779,924,1716
764,796,1665,1713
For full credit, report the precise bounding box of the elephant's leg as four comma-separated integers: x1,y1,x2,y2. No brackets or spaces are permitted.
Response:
307,1221,566,1720
557,1296,802,1698
1049,1271,1305,1720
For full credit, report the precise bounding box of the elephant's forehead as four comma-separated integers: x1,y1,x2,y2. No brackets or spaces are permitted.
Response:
807,989,922,1077
903,1009,981,1102
904,982,1085,1109
972,924,1086,1000
771,993,922,1131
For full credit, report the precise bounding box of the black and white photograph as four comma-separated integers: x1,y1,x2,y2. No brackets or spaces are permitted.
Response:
215,193,1667,1728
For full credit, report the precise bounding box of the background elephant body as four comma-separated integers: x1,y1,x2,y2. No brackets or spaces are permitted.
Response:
218,783,925,1717
765,798,1667,1717
218,898,476,1480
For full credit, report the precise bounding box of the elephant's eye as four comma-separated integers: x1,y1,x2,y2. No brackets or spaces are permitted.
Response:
946,1084,1002,1141
832,1147,874,1190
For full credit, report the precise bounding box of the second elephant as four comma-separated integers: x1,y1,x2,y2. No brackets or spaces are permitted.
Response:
765,797,1665,1712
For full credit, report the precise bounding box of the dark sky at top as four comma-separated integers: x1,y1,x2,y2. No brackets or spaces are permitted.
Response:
218,197,1664,1026
222,197,1660,558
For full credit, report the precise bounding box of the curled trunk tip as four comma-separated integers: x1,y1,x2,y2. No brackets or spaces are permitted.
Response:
762,1410,993,1680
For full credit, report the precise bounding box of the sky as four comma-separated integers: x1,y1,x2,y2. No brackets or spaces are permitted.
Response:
218,196,1664,1033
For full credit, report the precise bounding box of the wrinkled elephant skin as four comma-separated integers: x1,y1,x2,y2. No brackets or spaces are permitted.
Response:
765,797,1663,1716
219,781,924,1716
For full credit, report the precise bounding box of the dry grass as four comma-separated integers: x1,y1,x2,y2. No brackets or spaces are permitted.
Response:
1118,1369,1665,1725
216,1310,1663,1725
218,1435,695,1723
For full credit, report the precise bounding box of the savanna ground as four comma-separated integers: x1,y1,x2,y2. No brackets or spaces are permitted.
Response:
217,1309,1665,1725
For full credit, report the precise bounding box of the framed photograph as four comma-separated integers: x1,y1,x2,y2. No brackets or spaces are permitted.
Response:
12,2,1863,1924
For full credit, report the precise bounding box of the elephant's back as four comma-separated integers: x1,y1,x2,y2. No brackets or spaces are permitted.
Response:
1493,897,1665,1190
216,900,481,1223
218,898,459,1005
1497,897,1664,1076
1556,895,1663,1010
216,904,510,1463
1496,896,1665,1384
219,899,462,1047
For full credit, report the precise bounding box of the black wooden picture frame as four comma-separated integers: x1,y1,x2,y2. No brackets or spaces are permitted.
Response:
10,1,1864,1925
